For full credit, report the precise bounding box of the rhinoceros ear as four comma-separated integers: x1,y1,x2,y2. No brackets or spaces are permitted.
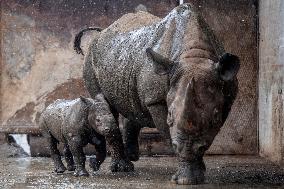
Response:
217,53,240,81
146,48,174,75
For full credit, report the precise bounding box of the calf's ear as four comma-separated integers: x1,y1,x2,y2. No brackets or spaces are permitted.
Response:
217,53,240,81
146,48,174,75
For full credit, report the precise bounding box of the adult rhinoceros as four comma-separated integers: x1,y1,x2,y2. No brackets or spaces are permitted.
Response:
74,3,239,185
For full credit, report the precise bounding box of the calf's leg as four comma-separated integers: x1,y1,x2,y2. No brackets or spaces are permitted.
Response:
68,136,89,177
48,136,66,174
63,144,75,171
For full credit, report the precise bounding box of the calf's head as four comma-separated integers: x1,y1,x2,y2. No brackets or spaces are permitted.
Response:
147,48,239,156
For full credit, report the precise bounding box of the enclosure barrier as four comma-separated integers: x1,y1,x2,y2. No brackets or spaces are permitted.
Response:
0,126,41,135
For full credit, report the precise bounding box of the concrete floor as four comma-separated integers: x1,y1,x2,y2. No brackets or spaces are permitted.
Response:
0,156,283,189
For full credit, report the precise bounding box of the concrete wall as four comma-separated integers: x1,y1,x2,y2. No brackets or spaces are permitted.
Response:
259,0,284,164
192,0,258,155
0,0,258,155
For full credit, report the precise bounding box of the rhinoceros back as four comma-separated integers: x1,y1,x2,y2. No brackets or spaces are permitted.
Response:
93,6,194,118
40,99,79,142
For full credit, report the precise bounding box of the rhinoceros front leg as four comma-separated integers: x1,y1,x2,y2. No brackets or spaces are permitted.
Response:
147,105,172,146
63,144,75,171
68,136,89,177
89,134,107,172
107,127,134,172
171,130,207,185
92,94,134,172
172,158,206,185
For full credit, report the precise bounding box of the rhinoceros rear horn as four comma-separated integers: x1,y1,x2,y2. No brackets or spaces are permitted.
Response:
217,53,240,81
146,48,174,75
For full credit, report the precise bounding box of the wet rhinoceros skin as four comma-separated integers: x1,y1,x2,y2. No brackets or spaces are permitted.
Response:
76,3,239,185
39,97,106,177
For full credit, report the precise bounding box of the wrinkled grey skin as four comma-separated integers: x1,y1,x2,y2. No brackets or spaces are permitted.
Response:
39,97,106,177
74,3,239,184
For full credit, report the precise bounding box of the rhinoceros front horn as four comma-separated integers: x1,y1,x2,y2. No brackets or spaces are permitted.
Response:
181,78,200,121
146,48,174,75
216,53,240,81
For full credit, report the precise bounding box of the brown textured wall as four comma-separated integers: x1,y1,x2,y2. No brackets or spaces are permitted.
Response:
0,0,257,155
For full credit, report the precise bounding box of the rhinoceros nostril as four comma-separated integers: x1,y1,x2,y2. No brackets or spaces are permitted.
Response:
172,143,178,151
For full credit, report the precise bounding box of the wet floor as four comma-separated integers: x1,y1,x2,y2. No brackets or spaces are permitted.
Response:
0,156,283,189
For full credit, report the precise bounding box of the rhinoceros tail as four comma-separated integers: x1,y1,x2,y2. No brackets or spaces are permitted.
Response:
74,27,103,55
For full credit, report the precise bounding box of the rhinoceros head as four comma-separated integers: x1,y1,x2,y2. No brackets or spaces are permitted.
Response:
147,48,239,153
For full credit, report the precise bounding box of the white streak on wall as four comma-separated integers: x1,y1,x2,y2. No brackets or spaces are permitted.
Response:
180,0,184,5
11,134,31,155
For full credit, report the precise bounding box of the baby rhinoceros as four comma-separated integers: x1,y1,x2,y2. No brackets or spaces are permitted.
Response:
39,96,106,176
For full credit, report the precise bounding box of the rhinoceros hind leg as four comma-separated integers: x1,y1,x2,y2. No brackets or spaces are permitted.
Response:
122,118,141,161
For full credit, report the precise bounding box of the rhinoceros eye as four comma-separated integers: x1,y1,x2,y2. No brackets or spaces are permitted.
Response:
208,87,215,94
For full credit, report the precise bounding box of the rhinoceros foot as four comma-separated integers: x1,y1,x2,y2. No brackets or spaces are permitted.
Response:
171,160,205,185
126,142,139,161
89,157,101,171
110,159,134,172
74,168,89,177
54,165,66,174
127,152,139,162
67,165,75,171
